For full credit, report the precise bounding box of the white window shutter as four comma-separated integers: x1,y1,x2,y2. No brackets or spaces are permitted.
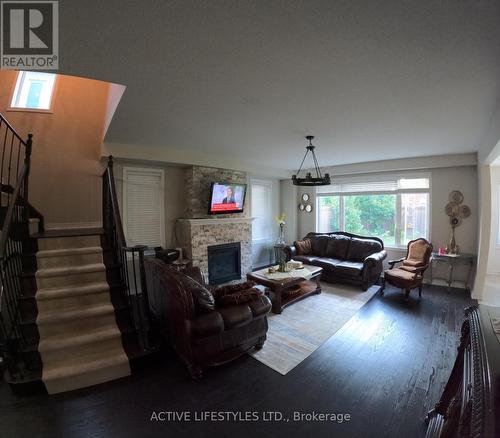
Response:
123,167,165,247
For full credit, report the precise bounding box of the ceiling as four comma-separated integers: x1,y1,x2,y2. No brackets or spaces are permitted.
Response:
58,0,500,170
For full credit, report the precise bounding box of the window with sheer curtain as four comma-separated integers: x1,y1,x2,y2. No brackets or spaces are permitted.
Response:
316,175,430,248
251,180,273,243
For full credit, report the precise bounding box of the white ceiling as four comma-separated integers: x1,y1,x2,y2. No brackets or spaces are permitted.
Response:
59,0,500,170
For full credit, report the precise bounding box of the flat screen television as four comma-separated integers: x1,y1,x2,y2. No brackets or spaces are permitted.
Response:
208,182,247,214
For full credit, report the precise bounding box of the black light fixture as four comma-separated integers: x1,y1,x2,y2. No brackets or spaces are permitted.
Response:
291,135,331,186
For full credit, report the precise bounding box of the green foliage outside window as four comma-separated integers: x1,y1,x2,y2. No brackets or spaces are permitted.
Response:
344,195,396,245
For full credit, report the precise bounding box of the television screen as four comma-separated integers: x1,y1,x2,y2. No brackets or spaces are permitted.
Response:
208,182,247,214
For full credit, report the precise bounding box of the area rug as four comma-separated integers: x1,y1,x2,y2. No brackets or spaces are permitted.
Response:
249,283,380,375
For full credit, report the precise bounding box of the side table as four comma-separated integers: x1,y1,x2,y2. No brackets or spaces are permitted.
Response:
429,253,475,292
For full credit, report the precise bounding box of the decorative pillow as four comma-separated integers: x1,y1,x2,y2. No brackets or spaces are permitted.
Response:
216,287,263,306
294,239,312,255
213,280,256,298
182,275,215,314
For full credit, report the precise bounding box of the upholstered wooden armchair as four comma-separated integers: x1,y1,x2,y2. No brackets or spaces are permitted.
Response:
381,238,433,299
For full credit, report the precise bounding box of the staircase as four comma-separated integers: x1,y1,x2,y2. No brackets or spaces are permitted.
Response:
35,232,130,393
0,113,155,395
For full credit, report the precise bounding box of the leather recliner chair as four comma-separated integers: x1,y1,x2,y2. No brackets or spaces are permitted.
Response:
144,258,272,378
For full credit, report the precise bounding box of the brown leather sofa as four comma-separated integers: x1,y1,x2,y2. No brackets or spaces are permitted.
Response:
285,232,387,290
144,258,271,378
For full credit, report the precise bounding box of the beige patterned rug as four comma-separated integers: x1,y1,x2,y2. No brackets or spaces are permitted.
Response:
249,282,380,375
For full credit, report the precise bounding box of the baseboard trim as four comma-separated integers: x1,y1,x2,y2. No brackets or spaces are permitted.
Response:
46,222,102,230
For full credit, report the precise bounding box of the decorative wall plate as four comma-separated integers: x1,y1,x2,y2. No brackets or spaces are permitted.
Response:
305,204,313,213
449,190,464,204
445,202,459,217
298,203,305,211
301,193,310,202
459,205,471,218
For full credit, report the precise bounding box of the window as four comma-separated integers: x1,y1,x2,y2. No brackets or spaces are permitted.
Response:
123,167,165,247
316,175,430,247
10,71,56,111
251,180,273,243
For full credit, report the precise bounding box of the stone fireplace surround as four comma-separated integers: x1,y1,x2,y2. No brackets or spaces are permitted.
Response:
177,165,254,282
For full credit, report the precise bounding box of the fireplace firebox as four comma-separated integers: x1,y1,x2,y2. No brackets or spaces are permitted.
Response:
207,242,241,285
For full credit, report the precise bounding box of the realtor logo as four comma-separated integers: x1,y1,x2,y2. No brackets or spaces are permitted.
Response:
1,1,58,69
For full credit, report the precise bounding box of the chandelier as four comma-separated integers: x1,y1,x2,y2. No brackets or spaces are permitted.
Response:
291,136,331,186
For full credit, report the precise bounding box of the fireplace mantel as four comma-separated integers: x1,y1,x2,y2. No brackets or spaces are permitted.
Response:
177,217,256,226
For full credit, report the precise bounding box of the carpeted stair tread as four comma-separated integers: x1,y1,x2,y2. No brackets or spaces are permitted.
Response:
36,246,102,258
36,281,110,301
42,347,129,382
33,232,131,394
36,302,116,324
38,325,122,352
36,263,106,278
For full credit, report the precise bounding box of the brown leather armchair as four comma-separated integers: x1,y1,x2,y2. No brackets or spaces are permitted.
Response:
381,238,433,299
144,258,271,378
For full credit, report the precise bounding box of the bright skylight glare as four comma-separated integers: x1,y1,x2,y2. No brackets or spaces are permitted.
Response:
10,71,57,110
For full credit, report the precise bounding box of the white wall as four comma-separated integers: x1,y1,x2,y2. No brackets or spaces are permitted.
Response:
486,166,500,274
477,165,500,306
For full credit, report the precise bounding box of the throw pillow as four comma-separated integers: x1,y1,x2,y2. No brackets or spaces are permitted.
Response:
213,280,257,298
216,287,263,306
294,238,312,255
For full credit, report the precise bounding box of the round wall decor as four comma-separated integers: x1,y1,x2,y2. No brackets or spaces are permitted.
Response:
305,204,313,213
301,193,310,202
449,190,464,204
298,203,305,211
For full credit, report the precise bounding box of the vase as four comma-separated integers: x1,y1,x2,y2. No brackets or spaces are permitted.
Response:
274,223,287,271
446,226,458,254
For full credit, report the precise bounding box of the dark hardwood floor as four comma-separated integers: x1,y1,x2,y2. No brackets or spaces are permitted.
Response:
0,284,473,438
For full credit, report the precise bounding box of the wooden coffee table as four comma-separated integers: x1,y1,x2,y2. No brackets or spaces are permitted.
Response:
247,264,323,314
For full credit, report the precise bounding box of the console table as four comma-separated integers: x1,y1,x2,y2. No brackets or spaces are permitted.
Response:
429,253,475,291
425,305,500,437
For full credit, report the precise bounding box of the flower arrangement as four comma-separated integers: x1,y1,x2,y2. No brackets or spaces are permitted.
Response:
276,213,286,226
275,214,287,271
276,213,286,243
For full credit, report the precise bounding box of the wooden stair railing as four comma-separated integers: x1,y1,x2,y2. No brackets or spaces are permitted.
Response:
0,112,36,380
102,155,153,352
